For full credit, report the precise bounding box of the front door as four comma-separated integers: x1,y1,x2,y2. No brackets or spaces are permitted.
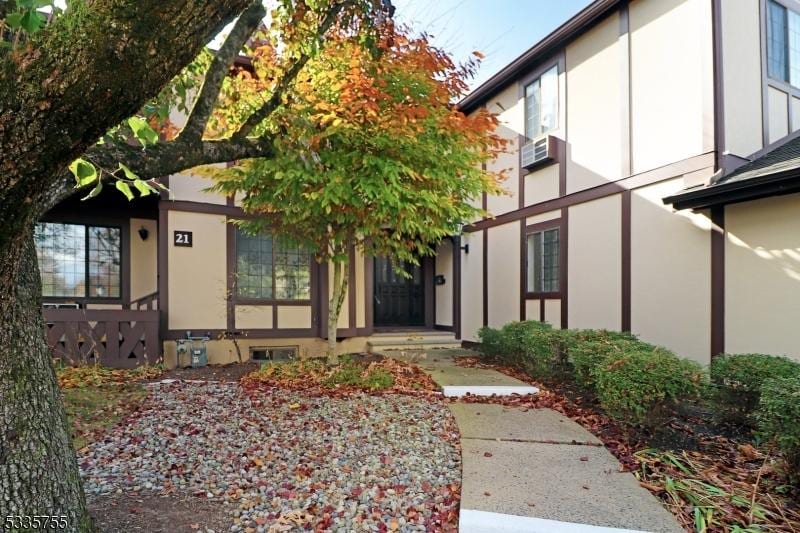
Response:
373,257,425,327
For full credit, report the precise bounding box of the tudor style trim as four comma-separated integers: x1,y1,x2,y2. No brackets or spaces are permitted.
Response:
621,190,631,332
710,206,725,358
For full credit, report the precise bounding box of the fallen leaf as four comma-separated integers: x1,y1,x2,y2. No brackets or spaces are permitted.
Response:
484,491,491,496
483,452,493,458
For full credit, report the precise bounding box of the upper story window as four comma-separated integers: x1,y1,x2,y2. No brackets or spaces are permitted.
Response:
235,228,311,301
767,0,800,87
35,222,122,299
524,65,559,140
526,227,559,294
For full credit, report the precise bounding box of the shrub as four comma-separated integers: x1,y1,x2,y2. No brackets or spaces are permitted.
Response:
757,375,800,479
477,326,506,361
594,348,705,428
564,329,644,388
710,353,800,425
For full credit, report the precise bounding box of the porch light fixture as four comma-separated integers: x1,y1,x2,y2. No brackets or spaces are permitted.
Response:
138,226,149,241
460,243,469,254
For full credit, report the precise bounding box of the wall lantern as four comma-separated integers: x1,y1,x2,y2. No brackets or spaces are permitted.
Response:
138,226,150,241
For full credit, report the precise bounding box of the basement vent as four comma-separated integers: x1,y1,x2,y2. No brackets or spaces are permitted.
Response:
521,135,554,169
250,346,298,362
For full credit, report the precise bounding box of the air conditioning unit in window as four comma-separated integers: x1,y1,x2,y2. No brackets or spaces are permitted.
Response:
521,135,556,169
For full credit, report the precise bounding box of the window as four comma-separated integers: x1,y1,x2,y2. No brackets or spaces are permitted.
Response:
34,222,121,299
526,227,559,293
768,0,800,87
524,65,558,141
235,229,311,300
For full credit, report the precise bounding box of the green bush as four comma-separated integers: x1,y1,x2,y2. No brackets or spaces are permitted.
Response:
477,326,506,361
564,329,644,388
594,347,706,428
710,353,800,424
757,375,800,479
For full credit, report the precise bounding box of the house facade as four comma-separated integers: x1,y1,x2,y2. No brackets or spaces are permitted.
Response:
37,0,800,368
457,0,800,364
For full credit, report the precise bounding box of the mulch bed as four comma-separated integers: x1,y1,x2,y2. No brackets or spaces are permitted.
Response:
453,356,800,532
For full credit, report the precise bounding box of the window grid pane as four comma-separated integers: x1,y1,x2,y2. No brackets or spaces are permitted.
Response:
790,10,800,86
236,230,311,300
525,65,559,141
769,1,789,82
35,223,86,298
526,228,559,294
274,239,311,300
88,226,121,298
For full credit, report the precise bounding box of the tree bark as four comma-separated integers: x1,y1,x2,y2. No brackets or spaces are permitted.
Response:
0,227,93,532
326,259,350,366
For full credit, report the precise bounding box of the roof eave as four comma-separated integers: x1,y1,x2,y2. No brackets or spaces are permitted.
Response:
663,170,800,210
457,0,621,114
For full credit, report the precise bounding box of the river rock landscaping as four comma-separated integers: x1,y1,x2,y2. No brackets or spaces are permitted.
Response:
77,380,461,532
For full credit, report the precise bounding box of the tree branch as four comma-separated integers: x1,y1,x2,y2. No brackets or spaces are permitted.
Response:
179,0,266,142
233,1,350,140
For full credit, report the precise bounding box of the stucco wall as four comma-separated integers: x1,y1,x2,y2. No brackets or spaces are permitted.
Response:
169,173,228,205
487,222,521,328
721,0,763,157
566,11,623,193
460,231,484,342
524,164,560,207
485,83,523,216
130,218,158,301
768,86,790,144
277,306,313,329
543,299,561,329
568,195,621,330
235,305,273,330
725,194,800,360
435,240,454,327
630,178,711,363
167,210,228,330
629,0,712,174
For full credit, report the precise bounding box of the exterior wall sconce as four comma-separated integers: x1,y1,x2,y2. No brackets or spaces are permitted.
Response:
460,243,469,254
138,227,149,241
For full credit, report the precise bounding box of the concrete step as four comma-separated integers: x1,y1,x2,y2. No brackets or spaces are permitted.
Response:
367,339,463,351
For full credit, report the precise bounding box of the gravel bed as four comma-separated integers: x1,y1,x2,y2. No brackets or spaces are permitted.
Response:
79,381,461,532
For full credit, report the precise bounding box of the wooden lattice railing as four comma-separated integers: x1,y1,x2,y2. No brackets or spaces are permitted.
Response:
43,309,160,368
129,291,159,311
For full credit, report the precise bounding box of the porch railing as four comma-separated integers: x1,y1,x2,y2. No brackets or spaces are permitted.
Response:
129,291,159,311
43,308,160,368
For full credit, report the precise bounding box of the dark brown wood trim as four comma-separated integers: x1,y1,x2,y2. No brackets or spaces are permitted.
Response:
319,261,329,338
272,303,279,329
453,236,462,339
760,0,770,150
424,255,435,329
711,0,725,171
158,202,169,335
226,221,236,331
348,247,357,330
364,254,374,335
560,206,569,329
482,229,488,327
519,219,526,320
619,1,632,176
525,219,562,234
711,206,725,358
163,328,316,340
518,134,526,209
159,199,250,218
525,291,561,300
466,152,715,232
621,190,631,331
234,298,312,306
539,298,545,323
434,324,454,332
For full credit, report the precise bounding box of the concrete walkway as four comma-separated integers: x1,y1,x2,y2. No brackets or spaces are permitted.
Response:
387,349,683,533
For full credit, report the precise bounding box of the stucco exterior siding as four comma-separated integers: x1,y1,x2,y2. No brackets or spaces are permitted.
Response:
566,11,623,193
721,0,764,157
487,222,521,328
629,0,713,174
524,164,560,207
169,173,228,205
526,211,562,226
460,231,484,342
525,299,541,321
486,83,523,216
130,218,158,301
277,306,313,329
568,195,622,330
725,194,800,360
435,240,454,327
235,305,273,330
768,86,790,143
167,210,228,330
630,178,711,363
543,299,562,329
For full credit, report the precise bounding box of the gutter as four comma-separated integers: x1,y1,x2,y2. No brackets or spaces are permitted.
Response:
663,169,800,210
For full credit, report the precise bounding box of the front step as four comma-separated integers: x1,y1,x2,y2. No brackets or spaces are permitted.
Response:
367,331,461,352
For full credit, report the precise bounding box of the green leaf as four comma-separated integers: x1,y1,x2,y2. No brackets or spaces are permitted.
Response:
133,179,154,196
69,158,98,187
127,116,159,147
5,12,23,30
118,162,138,181
20,10,44,34
115,180,134,201
81,179,103,201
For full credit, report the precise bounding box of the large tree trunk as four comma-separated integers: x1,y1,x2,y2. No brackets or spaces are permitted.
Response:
0,227,93,532
326,259,350,366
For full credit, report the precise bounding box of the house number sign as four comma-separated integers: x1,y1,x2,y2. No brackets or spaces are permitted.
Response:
174,231,193,247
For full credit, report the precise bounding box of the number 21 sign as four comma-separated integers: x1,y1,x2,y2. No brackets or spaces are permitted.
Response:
174,231,193,247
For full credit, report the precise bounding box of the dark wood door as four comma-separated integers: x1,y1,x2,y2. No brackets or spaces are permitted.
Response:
374,257,425,327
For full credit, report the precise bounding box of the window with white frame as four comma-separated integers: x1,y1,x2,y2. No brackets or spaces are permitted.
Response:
524,65,559,141
767,0,800,87
526,227,559,293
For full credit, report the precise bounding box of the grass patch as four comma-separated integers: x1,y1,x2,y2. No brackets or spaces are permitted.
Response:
63,384,147,449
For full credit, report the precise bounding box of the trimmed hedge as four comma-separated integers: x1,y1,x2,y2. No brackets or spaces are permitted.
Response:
757,375,800,479
710,353,800,424
478,321,562,378
594,348,706,428
564,329,643,388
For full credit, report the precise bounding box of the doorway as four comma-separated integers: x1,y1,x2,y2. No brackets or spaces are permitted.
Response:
373,257,426,327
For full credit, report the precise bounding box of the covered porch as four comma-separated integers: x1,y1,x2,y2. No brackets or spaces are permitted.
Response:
37,189,161,368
